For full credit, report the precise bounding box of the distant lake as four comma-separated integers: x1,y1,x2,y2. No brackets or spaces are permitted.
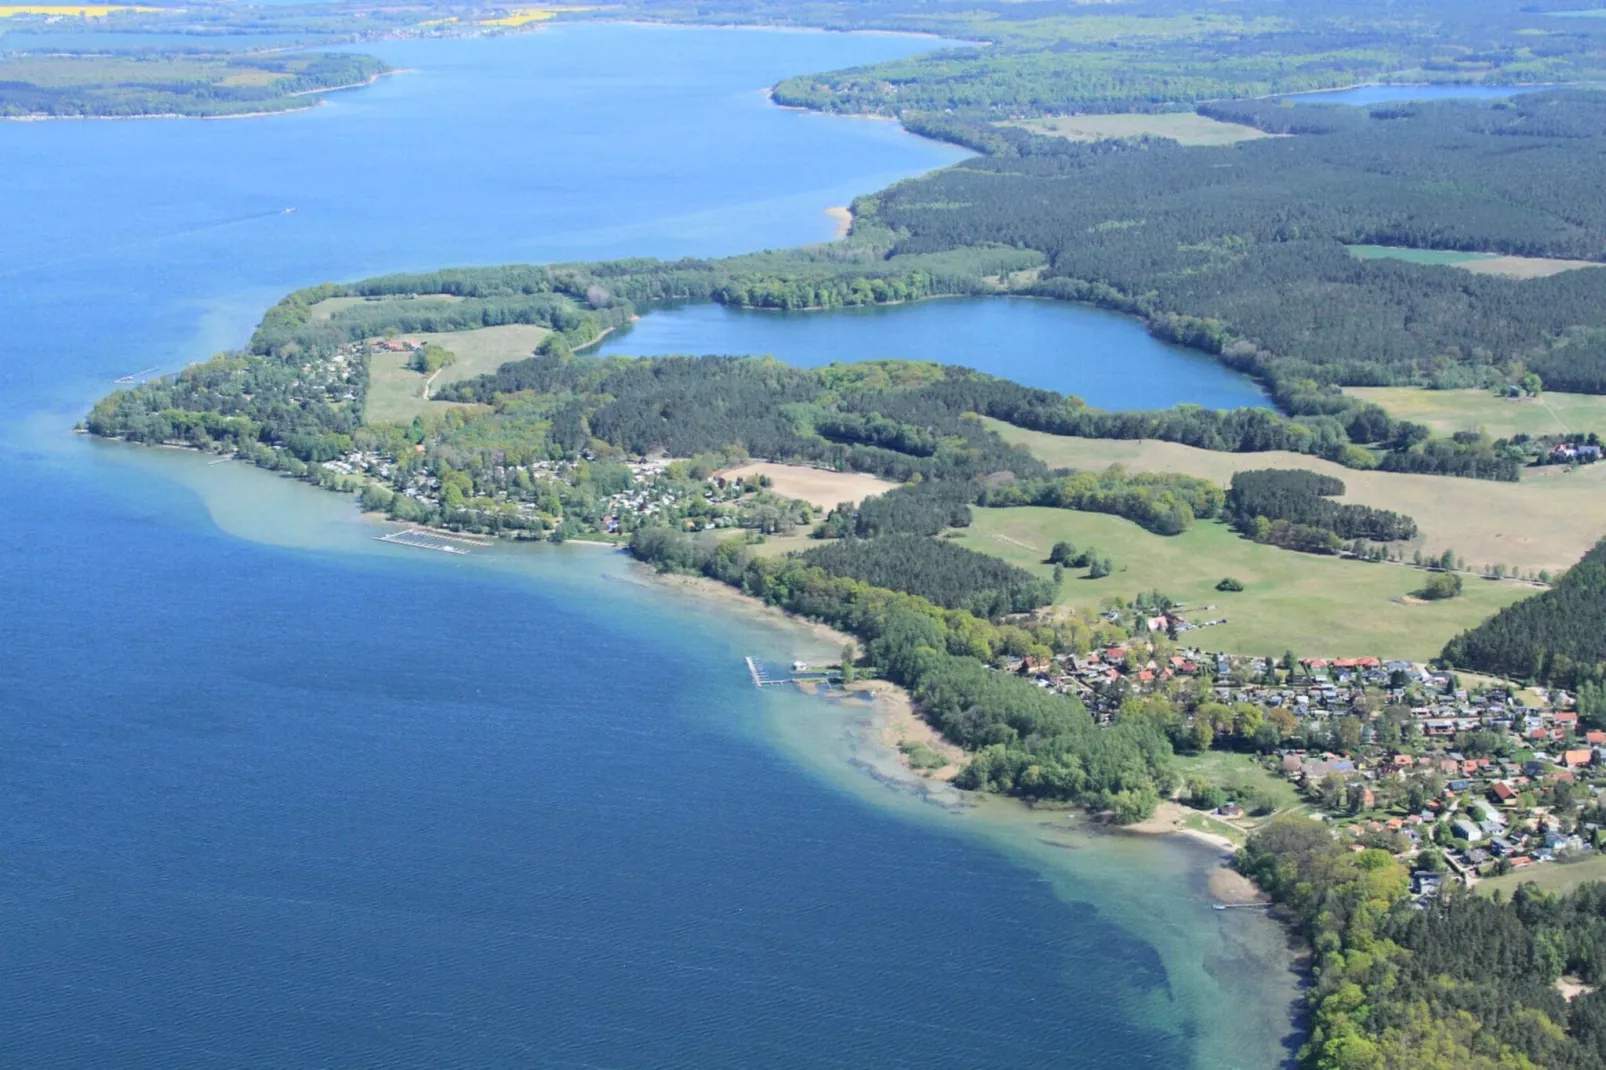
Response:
597,297,1270,410
1281,84,1554,106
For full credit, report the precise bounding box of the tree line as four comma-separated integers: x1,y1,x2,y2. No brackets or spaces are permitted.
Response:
1242,815,1606,1068
1442,537,1606,686
800,534,1056,618
629,525,1174,821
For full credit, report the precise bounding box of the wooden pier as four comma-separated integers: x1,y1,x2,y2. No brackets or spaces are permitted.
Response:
744,656,841,689
369,526,481,552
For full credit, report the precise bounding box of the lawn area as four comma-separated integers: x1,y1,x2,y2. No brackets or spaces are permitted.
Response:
1180,811,1247,844
712,462,898,509
363,323,548,425
983,417,1606,575
1347,245,1603,279
1172,751,1301,812
953,506,1535,658
1347,244,1497,267
1478,854,1606,898
1010,112,1271,147
1344,386,1606,440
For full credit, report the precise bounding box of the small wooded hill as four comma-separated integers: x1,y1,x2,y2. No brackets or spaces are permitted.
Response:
1443,538,1606,686
801,534,1055,617
1226,469,1418,542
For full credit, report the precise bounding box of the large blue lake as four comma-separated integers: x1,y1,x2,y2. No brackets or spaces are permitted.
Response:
0,23,1297,1068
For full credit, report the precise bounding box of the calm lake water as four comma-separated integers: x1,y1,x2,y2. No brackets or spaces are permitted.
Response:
597,298,1269,409
0,23,1298,1069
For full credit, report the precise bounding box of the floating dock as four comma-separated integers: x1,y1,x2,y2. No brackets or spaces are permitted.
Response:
374,529,473,555
113,367,160,385
745,657,841,689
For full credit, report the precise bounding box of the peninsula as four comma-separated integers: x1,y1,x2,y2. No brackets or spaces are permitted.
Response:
83,5,1606,1066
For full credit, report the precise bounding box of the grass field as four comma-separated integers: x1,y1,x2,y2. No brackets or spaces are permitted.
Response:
1478,854,1606,898
953,506,1534,658
1345,387,1606,439
310,294,462,320
363,324,548,425
1011,112,1271,146
1172,751,1301,811
984,418,1606,575
712,462,898,509
1348,244,1603,279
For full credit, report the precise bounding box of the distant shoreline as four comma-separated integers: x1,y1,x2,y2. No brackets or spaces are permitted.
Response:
0,68,400,123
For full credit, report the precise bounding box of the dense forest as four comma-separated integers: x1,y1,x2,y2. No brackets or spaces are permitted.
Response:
629,525,1174,819
800,534,1055,617
1226,469,1419,552
866,91,1606,403
1442,539,1606,686
1242,816,1606,1068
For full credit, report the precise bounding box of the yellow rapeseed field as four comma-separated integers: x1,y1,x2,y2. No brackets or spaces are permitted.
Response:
0,4,160,16
480,8,558,27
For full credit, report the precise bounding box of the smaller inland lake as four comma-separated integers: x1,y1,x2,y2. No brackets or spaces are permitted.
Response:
594,297,1270,410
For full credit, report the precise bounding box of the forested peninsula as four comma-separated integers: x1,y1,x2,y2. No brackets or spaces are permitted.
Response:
82,18,1606,1067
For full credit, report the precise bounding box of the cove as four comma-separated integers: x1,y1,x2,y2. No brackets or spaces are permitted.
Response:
0,22,1298,1069
595,297,1271,410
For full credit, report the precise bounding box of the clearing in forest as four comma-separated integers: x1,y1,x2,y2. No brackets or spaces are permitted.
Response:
1344,387,1606,439
982,418,1606,575
1348,244,1604,279
955,507,1533,660
363,323,549,425
712,462,898,510
1010,112,1271,147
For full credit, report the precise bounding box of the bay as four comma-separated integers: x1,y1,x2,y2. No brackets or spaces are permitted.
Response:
0,23,1299,1068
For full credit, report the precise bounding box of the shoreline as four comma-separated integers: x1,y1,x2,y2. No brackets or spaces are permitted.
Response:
0,69,400,124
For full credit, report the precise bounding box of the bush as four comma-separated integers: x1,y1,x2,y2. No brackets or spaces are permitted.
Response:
1216,576,1245,592
1417,571,1464,601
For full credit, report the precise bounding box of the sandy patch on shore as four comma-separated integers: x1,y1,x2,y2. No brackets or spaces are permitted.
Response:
714,461,898,509
1127,800,1239,853
636,567,857,656
864,679,965,781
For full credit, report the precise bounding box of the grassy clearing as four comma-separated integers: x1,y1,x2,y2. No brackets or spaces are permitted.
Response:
1172,751,1301,811
363,323,547,425
1180,811,1248,844
1010,112,1272,147
1347,244,1497,267
1345,387,1606,439
1461,256,1605,279
984,418,1606,574
712,462,898,509
953,506,1534,658
309,295,463,320
1347,244,1603,279
1478,854,1606,898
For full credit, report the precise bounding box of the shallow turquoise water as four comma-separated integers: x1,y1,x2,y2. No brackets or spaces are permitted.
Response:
0,23,1299,1068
